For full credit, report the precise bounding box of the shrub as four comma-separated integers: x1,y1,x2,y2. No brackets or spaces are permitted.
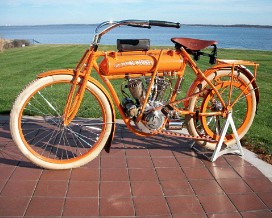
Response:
0,38,6,52
12,39,31,47
0,39,31,51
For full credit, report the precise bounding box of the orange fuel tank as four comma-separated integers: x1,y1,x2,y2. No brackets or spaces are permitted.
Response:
99,50,184,76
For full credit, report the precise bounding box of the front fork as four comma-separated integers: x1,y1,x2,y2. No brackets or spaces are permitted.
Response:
62,71,90,126
63,49,95,126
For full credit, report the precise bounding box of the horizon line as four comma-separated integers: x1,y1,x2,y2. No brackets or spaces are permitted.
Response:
1,23,272,28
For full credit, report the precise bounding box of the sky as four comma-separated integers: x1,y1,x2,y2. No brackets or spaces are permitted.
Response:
0,0,272,26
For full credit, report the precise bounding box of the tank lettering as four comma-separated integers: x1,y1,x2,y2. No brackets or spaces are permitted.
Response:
114,59,153,69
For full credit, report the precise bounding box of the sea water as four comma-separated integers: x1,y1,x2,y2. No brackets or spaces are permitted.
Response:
0,24,272,50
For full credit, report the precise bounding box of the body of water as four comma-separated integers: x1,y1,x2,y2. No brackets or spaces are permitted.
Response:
1,24,272,50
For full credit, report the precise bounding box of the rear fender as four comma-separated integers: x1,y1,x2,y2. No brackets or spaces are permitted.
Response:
37,69,116,152
184,65,260,108
237,65,260,105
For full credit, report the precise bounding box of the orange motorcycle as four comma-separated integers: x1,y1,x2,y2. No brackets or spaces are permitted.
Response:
10,20,259,169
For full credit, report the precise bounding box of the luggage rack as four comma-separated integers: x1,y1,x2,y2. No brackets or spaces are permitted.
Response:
217,59,259,77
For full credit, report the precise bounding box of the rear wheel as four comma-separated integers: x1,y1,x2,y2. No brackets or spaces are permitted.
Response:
187,69,256,150
10,75,113,169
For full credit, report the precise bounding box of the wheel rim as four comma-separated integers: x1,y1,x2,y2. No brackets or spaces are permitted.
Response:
194,74,254,143
18,80,107,164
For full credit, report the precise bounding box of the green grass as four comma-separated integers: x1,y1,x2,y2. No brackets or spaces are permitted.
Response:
0,44,271,154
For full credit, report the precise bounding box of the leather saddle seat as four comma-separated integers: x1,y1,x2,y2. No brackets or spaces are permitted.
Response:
171,37,217,51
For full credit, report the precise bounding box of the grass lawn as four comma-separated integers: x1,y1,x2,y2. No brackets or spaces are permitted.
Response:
0,44,271,161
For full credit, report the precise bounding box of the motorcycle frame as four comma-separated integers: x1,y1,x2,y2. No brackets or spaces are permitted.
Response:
38,20,259,138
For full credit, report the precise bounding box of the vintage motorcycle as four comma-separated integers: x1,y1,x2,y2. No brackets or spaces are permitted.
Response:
10,20,259,169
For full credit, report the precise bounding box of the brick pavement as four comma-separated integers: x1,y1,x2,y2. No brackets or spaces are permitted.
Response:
0,115,272,217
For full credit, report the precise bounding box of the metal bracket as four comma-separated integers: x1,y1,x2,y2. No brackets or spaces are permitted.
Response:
191,111,244,162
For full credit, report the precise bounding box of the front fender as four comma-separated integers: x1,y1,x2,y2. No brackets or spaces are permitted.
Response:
38,69,116,152
37,69,77,78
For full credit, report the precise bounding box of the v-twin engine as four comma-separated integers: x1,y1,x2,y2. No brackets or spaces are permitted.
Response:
122,77,171,133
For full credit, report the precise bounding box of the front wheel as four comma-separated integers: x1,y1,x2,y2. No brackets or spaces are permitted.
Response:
187,69,256,150
10,75,113,169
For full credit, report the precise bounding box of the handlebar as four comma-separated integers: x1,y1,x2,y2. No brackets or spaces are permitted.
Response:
92,19,181,45
127,20,180,29
149,20,181,28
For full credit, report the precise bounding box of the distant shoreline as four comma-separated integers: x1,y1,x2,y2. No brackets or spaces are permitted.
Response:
1,23,272,29
186,24,272,29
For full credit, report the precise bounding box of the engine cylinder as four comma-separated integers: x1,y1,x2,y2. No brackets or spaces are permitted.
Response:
127,79,145,100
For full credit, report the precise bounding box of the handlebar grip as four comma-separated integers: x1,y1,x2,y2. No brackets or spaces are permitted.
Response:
128,24,151,29
149,20,181,28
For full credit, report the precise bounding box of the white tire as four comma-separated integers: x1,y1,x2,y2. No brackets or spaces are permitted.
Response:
187,69,256,150
10,75,113,169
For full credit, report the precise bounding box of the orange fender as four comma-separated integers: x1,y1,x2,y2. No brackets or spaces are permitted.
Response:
184,63,260,109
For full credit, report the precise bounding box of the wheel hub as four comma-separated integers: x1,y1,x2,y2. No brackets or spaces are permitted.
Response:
211,99,223,112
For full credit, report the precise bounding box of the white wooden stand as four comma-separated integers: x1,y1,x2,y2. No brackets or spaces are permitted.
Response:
191,111,244,162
